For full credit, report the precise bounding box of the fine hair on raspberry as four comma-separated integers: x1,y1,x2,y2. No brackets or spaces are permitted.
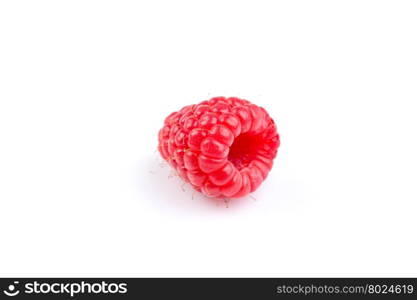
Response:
158,97,280,199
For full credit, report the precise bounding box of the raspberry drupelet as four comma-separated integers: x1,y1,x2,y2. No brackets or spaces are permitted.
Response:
158,97,280,199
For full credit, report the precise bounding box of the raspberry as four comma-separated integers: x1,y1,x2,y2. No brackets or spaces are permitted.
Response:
158,97,280,199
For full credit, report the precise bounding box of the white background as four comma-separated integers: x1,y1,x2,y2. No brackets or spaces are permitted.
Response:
1,0,416,277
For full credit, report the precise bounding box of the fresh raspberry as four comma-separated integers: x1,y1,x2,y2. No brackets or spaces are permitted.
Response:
158,97,280,199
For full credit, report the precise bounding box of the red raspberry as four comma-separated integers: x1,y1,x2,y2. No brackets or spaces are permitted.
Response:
158,97,280,199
